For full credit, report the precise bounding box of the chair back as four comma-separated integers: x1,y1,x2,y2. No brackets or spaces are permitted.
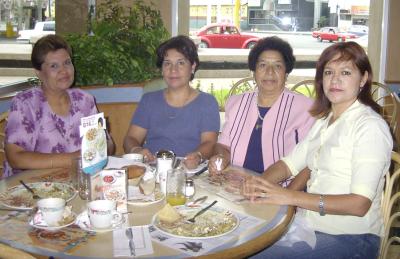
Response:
371,82,399,135
290,79,316,98
0,111,8,178
379,151,400,259
227,77,257,98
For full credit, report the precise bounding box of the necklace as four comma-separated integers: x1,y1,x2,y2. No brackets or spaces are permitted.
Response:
257,107,264,121
255,106,264,130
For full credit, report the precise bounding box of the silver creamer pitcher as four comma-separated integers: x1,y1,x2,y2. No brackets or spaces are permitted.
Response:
155,150,175,194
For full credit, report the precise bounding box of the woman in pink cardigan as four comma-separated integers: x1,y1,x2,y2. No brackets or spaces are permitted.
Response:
209,37,315,185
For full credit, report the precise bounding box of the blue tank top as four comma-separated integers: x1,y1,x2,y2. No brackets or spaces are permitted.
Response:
243,106,270,173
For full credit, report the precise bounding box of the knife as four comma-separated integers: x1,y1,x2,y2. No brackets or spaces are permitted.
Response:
125,228,135,256
194,166,208,176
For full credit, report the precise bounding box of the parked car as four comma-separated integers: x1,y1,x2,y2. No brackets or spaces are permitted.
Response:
17,21,55,44
196,23,260,49
346,25,369,36
312,27,358,42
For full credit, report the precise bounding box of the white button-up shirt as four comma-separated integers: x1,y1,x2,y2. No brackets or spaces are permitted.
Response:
282,100,393,236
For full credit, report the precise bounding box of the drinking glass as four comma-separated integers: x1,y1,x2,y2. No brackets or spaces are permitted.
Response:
72,157,91,200
166,168,186,206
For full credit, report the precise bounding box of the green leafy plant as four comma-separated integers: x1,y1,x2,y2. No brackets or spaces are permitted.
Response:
65,0,169,86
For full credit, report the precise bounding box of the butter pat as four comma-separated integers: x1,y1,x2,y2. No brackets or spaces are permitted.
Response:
157,203,181,223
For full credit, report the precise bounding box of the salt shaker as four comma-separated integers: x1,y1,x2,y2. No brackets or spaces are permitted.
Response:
185,179,195,198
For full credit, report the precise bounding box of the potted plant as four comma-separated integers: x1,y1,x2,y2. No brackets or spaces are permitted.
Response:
65,0,170,86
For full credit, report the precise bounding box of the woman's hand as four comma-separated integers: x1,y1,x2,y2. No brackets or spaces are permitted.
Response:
183,152,202,169
129,147,155,163
243,175,293,205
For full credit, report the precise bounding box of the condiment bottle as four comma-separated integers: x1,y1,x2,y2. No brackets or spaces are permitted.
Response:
156,150,175,194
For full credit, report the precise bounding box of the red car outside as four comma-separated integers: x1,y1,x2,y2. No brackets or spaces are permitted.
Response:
312,27,358,42
196,23,260,49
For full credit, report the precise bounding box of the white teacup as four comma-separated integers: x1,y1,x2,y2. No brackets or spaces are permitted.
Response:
123,153,144,163
87,200,121,229
37,198,66,227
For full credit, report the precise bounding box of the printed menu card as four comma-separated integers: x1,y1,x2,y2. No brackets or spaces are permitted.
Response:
80,113,108,174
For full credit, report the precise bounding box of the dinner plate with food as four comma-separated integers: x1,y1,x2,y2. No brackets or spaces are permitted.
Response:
152,203,239,239
0,182,77,210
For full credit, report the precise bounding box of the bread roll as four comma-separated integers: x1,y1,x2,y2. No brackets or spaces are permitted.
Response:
127,165,146,179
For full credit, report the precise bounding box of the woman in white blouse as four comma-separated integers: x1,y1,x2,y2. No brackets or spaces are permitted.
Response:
244,42,393,259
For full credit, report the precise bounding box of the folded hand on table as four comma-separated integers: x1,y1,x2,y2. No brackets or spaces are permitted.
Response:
132,147,155,163
243,175,294,205
183,152,202,169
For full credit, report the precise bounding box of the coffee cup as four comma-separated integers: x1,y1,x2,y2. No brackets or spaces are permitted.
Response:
122,153,144,163
37,198,66,227
87,200,121,229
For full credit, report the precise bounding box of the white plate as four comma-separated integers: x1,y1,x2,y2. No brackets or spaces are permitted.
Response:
176,157,208,176
76,211,125,233
29,212,76,231
127,187,164,206
0,182,77,210
152,205,239,239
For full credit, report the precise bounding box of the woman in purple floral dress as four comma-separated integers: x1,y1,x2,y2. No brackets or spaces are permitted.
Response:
3,35,115,178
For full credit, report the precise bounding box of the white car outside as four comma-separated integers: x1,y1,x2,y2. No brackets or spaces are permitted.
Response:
17,21,55,44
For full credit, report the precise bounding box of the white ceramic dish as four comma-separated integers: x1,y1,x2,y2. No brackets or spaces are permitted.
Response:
29,211,76,231
152,205,239,239
76,211,125,233
176,157,208,176
0,182,77,210
127,187,164,206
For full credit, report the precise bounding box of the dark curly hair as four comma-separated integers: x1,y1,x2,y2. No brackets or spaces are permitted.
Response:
156,35,199,81
248,36,295,74
31,34,72,71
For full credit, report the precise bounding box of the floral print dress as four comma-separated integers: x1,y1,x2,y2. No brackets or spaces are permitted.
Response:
3,87,98,178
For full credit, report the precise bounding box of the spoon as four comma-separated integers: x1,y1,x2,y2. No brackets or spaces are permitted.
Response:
186,195,208,207
187,200,218,223
19,180,41,199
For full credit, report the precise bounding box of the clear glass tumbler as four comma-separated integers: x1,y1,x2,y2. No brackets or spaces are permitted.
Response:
166,168,186,206
72,157,91,200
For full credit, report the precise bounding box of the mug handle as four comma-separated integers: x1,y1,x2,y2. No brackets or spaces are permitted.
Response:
111,211,122,225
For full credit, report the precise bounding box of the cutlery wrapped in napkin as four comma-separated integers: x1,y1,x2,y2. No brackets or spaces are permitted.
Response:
113,226,153,257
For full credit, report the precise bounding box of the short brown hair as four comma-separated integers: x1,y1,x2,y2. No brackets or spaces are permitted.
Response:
156,35,199,81
310,41,380,118
31,34,72,70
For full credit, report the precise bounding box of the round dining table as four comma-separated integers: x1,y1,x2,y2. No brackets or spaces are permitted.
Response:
0,167,294,259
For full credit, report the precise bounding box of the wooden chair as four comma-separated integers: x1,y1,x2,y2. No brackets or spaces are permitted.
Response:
371,82,399,135
380,151,400,259
0,111,8,178
290,79,316,98
227,77,257,98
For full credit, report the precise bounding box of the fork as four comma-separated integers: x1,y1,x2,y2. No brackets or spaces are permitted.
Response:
125,228,135,256
187,200,218,223
20,180,41,199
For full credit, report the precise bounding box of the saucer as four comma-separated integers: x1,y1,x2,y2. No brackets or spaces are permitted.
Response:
29,211,76,231
76,211,125,233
